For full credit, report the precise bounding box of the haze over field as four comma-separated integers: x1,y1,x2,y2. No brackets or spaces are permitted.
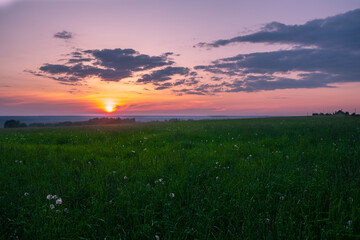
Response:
1,0,359,115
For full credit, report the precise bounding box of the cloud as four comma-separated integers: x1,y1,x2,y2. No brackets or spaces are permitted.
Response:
151,77,200,90
196,9,360,50
54,30,73,39
31,48,175,84
193,9,360,93
30,47,206,93
137,66,190,83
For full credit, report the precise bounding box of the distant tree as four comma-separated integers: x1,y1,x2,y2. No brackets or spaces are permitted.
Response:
168,118,181,122
29,123,45,127
334,110,346,116
4,120,21,128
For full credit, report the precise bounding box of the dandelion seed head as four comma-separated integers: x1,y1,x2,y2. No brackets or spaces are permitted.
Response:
24,192,29,196
50,204,55,210
169,193,175,198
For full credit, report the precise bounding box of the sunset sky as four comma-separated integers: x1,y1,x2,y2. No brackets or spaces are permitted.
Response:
1,0,359,116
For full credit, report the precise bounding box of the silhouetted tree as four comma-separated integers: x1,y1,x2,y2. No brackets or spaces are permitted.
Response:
4,120,27,128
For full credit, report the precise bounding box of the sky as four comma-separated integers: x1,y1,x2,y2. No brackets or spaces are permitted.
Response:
0,0,360,116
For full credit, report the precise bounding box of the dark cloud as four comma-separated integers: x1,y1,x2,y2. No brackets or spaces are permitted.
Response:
196,9,360,50
29,47,205,93
31,48,174,83
88,48,172,71
193,9,360,92
195,48,360,92
152,77,200,90
137,66,190,83
54,31,73,39
201,49,360,76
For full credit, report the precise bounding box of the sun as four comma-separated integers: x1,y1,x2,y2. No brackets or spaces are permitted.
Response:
105,105,115,113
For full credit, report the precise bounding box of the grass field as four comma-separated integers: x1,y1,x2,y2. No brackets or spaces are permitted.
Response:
0,117,359,239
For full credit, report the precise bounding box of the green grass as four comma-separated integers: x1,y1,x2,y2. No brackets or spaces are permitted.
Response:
0,117,359,239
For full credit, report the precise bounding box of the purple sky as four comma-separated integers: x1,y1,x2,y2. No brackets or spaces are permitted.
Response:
1,0,360,115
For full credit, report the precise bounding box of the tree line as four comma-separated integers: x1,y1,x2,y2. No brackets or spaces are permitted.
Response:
3,117,135,128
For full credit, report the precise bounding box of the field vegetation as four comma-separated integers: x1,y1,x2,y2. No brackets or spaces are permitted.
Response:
0,117,359,239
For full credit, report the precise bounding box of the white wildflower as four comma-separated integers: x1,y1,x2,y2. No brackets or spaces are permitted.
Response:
131,150,135,153
155,235,160,240
124,176,128,180
56,198,62,205
52,195,58,199
46,195,52,200
24,192,29,196
216,176,220,180
169,193,175,198
50,204,55,210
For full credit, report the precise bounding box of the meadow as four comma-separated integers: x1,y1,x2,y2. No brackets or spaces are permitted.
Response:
0,116,359,239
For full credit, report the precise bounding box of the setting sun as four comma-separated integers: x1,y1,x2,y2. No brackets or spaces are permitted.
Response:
105,105,115,113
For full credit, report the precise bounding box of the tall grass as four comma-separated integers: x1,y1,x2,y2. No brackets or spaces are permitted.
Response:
0,117,359,239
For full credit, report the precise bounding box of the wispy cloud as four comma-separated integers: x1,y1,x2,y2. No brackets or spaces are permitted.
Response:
54,30,73,39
